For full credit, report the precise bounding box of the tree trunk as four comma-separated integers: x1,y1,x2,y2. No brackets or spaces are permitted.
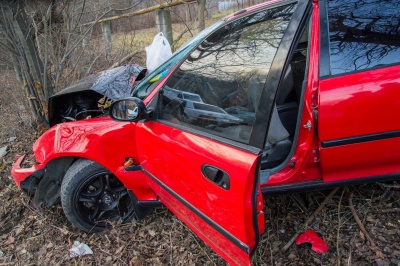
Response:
102,22,112,54
196,0,206,33
185,4,192,23
100,0,112,54
0,2,49,127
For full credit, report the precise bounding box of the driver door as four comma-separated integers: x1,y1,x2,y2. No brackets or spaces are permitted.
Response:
135,2,304,264
136,122,262,265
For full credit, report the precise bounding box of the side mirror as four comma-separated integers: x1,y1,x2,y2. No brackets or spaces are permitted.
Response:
109,97,148,122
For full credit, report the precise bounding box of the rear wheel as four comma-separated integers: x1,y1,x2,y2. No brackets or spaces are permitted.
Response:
61,159,135,232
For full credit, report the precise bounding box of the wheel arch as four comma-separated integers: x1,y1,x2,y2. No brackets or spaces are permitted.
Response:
30,118,158,209
32,155,159,221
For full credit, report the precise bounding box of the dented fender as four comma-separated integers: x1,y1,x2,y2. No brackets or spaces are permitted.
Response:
34,117,139,168
13,117,157,204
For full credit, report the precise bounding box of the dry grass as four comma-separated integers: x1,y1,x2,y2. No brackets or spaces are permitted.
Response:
112,19,221,52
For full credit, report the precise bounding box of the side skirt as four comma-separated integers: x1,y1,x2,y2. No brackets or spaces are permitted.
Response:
261,173,400,195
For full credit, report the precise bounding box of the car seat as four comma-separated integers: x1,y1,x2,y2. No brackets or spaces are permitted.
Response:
261,66,298,169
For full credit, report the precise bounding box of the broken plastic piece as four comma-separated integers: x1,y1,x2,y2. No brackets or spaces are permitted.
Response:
295,229,329,254
8,137,17,142
0,146,8,158
69,240,93,258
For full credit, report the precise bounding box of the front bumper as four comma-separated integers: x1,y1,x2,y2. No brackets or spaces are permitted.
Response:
11,155,45,189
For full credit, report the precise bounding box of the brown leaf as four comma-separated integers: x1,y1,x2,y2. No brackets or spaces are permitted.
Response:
34,81,42,89
375,250,385,259
15,225,24,236
130,257,143,266
115,246,124,255
36,247,47,257
4,236,15,245
148,230,156,237
19,248,27,254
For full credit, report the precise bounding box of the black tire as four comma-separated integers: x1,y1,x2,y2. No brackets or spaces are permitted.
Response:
61,159,135,232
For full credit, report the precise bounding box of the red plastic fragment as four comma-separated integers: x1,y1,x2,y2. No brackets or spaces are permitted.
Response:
295,229,329,254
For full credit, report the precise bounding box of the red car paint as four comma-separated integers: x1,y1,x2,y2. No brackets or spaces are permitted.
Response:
136,121,261,264
264,2,321,187
11,0,400,265
319,65,400,182
12,155,43,188
12,118,157,201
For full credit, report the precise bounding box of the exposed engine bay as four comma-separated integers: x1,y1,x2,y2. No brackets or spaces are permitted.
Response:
48,64,146,126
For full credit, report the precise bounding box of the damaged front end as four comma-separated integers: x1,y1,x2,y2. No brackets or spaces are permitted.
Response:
12,155,75,208
12,64,147,207
48,64,146,126
12,154,44,193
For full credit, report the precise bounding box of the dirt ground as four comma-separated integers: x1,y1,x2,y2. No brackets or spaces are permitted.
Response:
0,69,399,265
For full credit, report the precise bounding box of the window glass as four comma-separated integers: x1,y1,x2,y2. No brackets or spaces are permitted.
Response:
132,20,224,99
159,4,297,144
328,0,400,75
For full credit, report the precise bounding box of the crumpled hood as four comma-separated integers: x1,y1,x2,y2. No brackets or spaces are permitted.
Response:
52,64,146,100
48,64,146,126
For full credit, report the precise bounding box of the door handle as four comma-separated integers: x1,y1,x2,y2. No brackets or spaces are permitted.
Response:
201,165,230,190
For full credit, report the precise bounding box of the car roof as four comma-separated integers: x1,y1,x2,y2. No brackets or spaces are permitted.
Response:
223,0,285,21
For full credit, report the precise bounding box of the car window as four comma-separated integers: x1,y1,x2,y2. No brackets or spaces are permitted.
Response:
132,21,224,99
328,0,400,75
158,3,297,144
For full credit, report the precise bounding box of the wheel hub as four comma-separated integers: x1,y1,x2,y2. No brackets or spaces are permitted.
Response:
98,192,119,210
102,193,113,205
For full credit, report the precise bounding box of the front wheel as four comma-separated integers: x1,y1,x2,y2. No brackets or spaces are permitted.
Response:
61,159,135,232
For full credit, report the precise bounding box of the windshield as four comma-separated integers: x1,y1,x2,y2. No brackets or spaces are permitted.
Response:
132,20,224,99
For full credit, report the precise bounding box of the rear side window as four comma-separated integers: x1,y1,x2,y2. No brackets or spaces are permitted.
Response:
328,0,400,75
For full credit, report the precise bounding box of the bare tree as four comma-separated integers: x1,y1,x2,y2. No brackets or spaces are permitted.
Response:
196,0,205,33
0,0,49,127
2,0,265,128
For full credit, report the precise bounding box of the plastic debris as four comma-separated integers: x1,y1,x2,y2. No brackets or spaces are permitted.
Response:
0,250,3,257
69,241,93,258
8,136,17,142
295,229,329,254
0,146,8,158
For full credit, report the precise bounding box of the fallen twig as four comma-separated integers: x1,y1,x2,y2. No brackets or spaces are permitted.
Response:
377,182,400,189
379,208,400,213
90,243,129,265
337,188,346,265
348,191,376,247
111,51,140,68
282,187,339,252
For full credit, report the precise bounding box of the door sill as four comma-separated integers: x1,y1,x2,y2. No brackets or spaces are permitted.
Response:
261,173,400,195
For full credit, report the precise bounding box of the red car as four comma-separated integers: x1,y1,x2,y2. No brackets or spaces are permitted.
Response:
11,0,400,264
